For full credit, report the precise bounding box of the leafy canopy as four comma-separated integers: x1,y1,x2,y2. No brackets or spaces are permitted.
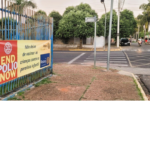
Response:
97,10,118,39
35,10,47,16
12,0,37,8
137,0,150,32
120,9,137,38
57,3,98,39
49,11,62,37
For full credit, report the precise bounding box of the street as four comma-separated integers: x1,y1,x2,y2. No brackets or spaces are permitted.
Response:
53,43,150,95
54,43,150,69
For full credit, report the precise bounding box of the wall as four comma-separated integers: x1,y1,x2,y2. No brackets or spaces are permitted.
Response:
94,36,105,48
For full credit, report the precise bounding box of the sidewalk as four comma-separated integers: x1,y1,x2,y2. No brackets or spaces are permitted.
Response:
54,45,122,51
8,64,144,101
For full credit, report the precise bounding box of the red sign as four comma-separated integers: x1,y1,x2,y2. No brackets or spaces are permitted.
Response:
0,41,18,84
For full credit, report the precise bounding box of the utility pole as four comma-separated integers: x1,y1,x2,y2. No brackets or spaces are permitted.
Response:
107,0,114,71
138,25,140,39
117,0,120,48
94,19,97,68
101,0,107,50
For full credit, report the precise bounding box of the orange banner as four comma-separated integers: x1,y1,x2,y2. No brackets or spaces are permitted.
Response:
0,40,51,84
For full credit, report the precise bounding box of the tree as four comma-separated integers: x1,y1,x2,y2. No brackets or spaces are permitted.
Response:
8,0,37,27
49,11,62,39
35,10,47,16
97,10,118,39
120,9,137,38
57,3,98,48
10,0,37,13
63,6,75,16
138,0,150,32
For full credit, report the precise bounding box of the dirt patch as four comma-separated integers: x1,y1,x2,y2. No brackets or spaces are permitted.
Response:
25,83,85,100
13,64,142,101
83,75,141,100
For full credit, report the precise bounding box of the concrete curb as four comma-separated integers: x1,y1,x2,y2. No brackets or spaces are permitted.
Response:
118,70,148,101
132,73,148,101
1,74,53,101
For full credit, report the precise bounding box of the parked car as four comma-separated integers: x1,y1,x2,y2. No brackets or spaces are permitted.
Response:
120,38,131,46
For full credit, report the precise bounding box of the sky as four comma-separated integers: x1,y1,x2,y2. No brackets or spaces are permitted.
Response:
34,0,149,17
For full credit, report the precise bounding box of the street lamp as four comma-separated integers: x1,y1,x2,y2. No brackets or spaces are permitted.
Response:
101,0,107,50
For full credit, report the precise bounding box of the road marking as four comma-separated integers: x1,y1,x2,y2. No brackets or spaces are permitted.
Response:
123,51,133,67
68,53,85,64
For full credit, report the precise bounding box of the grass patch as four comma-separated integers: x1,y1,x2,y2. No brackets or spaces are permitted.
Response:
92,66,105,70
17,91,24,96
34,78,52,87
133,78,144,100
79,77,96,100
8,96,21,100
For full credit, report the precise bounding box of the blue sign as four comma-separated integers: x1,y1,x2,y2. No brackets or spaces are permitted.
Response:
40,53,50,68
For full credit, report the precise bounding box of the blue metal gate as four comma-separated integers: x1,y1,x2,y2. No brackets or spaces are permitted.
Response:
0,0,53,97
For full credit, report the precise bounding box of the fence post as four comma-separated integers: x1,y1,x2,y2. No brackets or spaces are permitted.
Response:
10,2,12,40
1,0,3,40
8,1,9,40
16,24,18,40
5,0,6,40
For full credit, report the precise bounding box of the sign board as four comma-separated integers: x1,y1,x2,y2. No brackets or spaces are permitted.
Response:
85,17,97,23
0,40,51,84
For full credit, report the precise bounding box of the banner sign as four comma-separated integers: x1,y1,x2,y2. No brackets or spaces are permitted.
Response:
0,40,51,84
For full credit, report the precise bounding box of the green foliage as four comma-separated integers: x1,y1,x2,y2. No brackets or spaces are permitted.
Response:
17,91,25,96
97,10,117,39
98,9,137,39
57,3,98,41
138,0,150,32
8,96,21,100
35,10,47,16
12,0,37,8
10,0,37,14
139,31,150,38
49,11,62,38
63,6,75,16
34,78,52,87
120,9,137,38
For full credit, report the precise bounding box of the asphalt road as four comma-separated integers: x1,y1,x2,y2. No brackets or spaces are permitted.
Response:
54,43,150,68
122,43,150,68
54,51,129,67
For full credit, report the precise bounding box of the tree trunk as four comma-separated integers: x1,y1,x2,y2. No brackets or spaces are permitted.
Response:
79,38,83,49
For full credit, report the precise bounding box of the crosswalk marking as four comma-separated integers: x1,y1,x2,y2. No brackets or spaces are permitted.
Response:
83,52,128,67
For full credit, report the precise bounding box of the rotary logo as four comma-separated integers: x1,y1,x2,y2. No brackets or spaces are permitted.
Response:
4,42,12,54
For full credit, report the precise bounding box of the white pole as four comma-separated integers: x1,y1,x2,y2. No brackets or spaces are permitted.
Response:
94,18,97,68
117,0,120,47
107,0,114,71
138,25,140,39
104,3,107,50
